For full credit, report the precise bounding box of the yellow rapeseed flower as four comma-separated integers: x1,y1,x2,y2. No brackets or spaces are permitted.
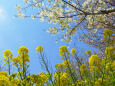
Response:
95,78,107,86
39,72,49,83
63,60,71,66
0,71,8,77
18,46,29,54
71,48,76,55
89,54,100,66
112,61,115,70
80,64,88,75
55,63,66,70
59,46,69,57
104,29,113,40
86,50,91,55
36,46,43,53
10,78,20,86
3,50,13,58
12,57,21,67
105,61,111,71
105,46,115,58
90,66,99,73
17,46,30,64
0,71,9,86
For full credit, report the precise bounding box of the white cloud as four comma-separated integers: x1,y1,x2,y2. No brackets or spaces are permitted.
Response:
0,8,7,22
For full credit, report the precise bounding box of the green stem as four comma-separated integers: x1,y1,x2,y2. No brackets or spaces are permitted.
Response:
65,57,77,85
8,57,10,75
102,33,111,84
23,53,25,79
58,71,60,86
17,65,23,81
40,52,54,86
93,70,95,85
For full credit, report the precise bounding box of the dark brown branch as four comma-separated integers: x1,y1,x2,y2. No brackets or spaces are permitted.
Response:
69,16,86,35
87,8,115,15
105,0,115,6
62,0,115,15
62,0,86,14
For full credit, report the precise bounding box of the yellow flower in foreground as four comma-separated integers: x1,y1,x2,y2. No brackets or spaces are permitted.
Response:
18,46,29,54
0,71,9,86
0,71,8,77
105,61,112,71
63,60,71,66
10,78,20,86
105,46,115,58
89,54,100,66
17,46,30,64
53,71,71,85
90,66,99,73
112,61,115,70
3,50,13,66
3,50,12,58
55,63,66,70
95,78,107,86
36,46,43,53
12,57,21,67
104,29,113,40
71,48,76,55
86,50,91,55
80,64,88,75
39,72,49,83
59,46,69,57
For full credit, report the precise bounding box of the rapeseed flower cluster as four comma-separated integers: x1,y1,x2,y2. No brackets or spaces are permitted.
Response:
104,29,113,40
0,29,115,86
89,54,100,66
71,48,76,55
18,46,30,63
59,46,69,57
36,46,43,53
12,56,22,67
86,50,91,55
105,46,115,58
1,44,115,86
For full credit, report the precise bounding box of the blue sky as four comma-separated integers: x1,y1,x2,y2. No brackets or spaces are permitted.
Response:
0,0,94,74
